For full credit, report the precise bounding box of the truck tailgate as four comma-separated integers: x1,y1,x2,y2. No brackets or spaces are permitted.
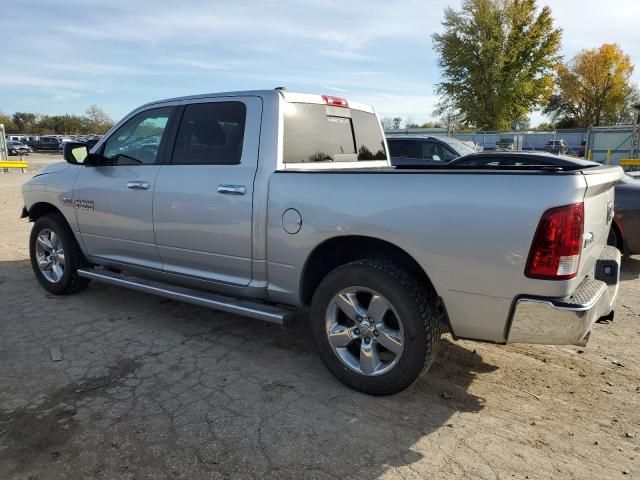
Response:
579,166,624,279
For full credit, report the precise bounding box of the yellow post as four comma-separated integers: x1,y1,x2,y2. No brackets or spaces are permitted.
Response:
588,149,592,160
606,149,611,165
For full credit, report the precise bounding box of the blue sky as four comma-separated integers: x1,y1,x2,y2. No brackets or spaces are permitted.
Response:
2,0,640,127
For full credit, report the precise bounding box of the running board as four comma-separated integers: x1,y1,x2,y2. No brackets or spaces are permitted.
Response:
77,268,291,325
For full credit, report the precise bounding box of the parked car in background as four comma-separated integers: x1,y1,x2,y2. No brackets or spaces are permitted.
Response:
610,174,640,255
32,136,60,151
461,140,482,152
19,136,40,149
7,141,32,156
58,137,76,153
21,89,622,395
495,137,515,151
545,139,569,155
386,135,476,166
448,152,639,255
75,135,103,149
55,136,104,152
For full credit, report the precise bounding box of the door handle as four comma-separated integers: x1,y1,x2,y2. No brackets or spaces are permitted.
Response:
127,181,150,190
217,184,246,195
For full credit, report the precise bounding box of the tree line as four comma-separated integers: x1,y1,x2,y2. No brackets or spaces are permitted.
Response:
0,105,114,135
431,0,638,131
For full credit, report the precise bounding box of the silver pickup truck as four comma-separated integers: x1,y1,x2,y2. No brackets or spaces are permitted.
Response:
21,89,623,394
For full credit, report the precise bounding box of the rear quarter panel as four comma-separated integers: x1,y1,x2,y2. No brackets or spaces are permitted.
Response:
580,167,621,272
266,170,590,342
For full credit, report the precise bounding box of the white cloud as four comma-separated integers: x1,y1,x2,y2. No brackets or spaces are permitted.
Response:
53,0,436,50
351,92,440,122
52,92,85,102
0,74,85,90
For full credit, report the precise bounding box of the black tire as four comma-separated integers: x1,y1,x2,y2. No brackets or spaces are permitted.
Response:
29,213,89,295
310,259,440,395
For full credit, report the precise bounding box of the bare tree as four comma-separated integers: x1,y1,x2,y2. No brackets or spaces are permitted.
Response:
380,117,394,130
405,114,419,128
85,105,114,134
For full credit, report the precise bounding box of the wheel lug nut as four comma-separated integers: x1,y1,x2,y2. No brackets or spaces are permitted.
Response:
353,328,360,336
364,337,370,344
374,330,379,336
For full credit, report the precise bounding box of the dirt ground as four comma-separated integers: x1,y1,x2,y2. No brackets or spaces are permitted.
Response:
0,153,639,479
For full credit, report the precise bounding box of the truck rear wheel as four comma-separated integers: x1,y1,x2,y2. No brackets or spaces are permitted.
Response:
29,213,89,295
310,259,440,395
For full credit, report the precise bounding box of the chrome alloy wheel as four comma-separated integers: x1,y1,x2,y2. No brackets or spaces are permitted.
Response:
35,228,65,283
325,287,405,376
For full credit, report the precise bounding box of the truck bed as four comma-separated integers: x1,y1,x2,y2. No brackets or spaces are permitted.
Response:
265,164,622,343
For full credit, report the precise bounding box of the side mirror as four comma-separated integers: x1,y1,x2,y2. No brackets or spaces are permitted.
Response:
63,142,101,166
63,142,89,165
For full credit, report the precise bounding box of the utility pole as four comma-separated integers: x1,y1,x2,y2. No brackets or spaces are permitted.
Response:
0,124,7,161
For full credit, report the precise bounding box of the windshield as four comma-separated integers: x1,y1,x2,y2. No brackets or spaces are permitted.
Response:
439,137,476,155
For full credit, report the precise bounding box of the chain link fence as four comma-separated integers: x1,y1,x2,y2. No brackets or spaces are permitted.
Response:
584,126,636,165
384,126,640,170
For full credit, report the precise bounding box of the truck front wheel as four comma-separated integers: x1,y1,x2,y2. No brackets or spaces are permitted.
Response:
310,259,440,395
29,213,89,295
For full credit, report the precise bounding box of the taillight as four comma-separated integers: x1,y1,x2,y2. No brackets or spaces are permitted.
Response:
525,203,584,280
322,95,349,108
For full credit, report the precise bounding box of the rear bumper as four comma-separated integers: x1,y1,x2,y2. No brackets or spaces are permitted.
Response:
507,246,620,346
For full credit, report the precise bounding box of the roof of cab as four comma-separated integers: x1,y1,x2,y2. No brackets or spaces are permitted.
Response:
137,89,375,114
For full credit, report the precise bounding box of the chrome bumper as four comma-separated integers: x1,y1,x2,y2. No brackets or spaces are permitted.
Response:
507,247,620,346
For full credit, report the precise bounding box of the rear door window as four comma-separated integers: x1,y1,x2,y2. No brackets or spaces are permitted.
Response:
283,103,386,163
388,140,421,159
172,101,246,165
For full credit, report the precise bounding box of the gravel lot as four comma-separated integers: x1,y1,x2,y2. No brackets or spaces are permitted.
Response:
1,153,639,479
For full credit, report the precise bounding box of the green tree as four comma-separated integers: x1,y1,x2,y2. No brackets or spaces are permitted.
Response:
433,0,561,131
544,44,637,127
534,121,555,131
511,116,531,131
45,114,86,135
420,121,443,128
12,112,38,133
392,117,402,129
0,112,17,132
